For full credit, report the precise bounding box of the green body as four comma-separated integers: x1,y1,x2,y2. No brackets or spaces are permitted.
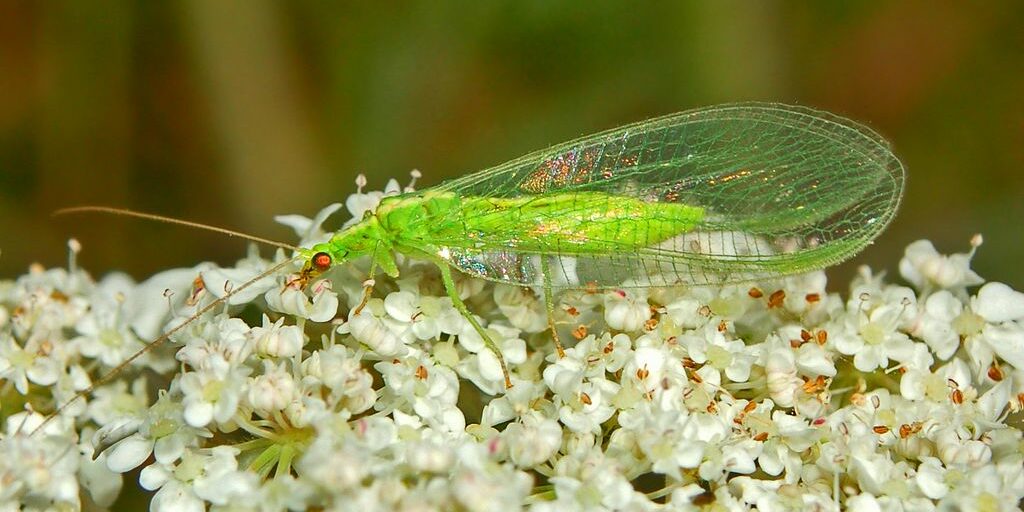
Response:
307,191,705,283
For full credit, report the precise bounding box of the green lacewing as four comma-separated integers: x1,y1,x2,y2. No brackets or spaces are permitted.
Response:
295,102,905,386
50,102,904,412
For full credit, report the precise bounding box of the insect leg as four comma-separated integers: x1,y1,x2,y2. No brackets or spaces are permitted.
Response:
353,262,378,316
436,261,512,389
538,256,566,358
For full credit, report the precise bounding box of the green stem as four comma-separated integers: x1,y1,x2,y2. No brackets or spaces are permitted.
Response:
249,444,283,477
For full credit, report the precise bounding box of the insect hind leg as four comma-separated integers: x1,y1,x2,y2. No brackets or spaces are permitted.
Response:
435,261,512,389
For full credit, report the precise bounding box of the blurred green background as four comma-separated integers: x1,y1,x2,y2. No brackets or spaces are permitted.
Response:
2,1,1022,290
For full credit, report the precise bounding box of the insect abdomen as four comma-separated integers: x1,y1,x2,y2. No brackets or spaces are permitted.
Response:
456,193,704,254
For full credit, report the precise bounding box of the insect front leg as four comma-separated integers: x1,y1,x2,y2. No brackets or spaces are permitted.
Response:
538,256,566,358
352,262,378,316
435,261,513,389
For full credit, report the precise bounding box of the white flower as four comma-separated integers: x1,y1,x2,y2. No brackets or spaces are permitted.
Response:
178,365,248,428
493,284,548,333
833,301,918,372
456,323,527,392
302,344,376,414
450,444,533,512
973,282,1024,323
968,283,1024,369
72,275,147,368
552,377,619,434
384,290,460,341
934,462,1024,511
796,340,837,377
900,238,983,292
685,324,757,382
246,361,298,415
0,332,61,394
900,358,971,402
935,426,992,467
481,377,548,426
189,446,258,506
764,344,804,408
947,285,1024,371
844,493,882,512
503,412,562,468
699,437,760,481
0,412,81,509
603,289,651,332
781,271,832,316
265,278,339,322
344,299,407,356
545,450,641,510
633,408,706,480
296,439,369,493
620,342,686,399
849,443,905,496
78,439,124,508
911,290,963,360
250,314,304,358
664,289,717,329
141,446,256,511
252,475,316,511
297,416,398,495
174,314,252,370
915,456,952,499
104,391,208,473
87,378,149,427
752,409,818,478
375,352,464,433
404,439,455,473
543,348,588,398
5,189,1024,511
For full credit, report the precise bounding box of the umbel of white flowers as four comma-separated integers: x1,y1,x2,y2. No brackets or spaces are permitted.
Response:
1,176,1023,511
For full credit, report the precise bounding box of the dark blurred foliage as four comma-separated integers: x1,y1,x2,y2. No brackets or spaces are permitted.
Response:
2,0,1023,291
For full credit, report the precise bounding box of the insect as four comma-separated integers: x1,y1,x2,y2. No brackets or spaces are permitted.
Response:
45,102,903,428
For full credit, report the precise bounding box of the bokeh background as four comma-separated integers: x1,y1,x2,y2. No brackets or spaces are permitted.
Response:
2,1,1022,291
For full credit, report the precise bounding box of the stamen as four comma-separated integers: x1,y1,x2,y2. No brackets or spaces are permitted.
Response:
968,233,983,258
67,238,81,274
857,292,871,313
406,169,422,192
163,289,175,314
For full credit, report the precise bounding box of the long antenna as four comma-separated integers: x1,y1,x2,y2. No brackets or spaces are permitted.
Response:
54,206,302,253
32,256,300,436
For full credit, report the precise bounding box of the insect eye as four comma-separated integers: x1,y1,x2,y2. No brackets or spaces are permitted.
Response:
312,252,332,272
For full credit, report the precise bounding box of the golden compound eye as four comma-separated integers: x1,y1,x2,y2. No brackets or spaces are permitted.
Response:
312,252,332,272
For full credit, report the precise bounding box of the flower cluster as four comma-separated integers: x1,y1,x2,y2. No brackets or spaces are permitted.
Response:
1,176,1022,511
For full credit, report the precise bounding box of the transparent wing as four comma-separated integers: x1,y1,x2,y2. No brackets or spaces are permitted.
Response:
419,103,904,288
